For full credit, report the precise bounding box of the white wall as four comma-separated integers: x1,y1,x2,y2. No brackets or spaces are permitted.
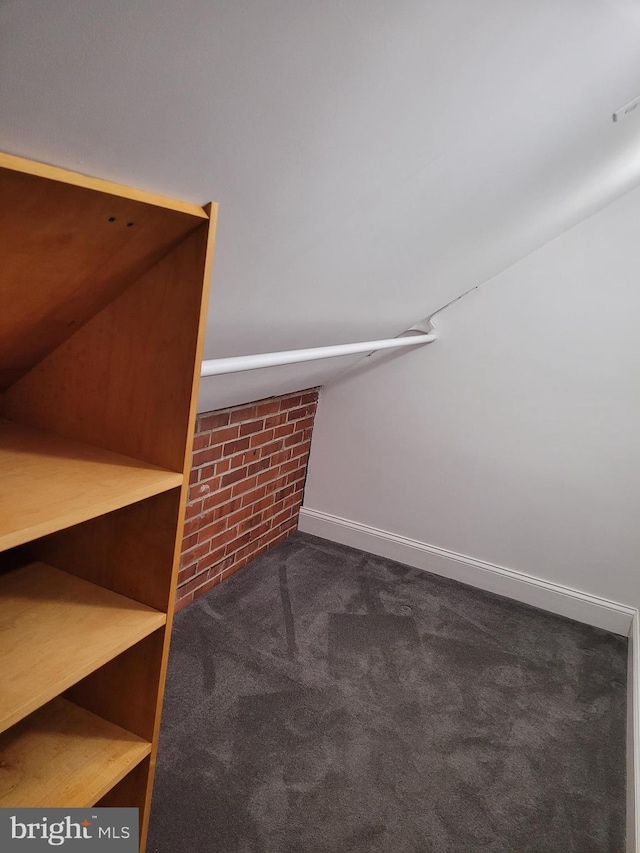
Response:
3,1,640,409
304,182,640,610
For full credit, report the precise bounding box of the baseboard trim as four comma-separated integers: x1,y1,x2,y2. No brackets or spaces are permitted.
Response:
629,612,640,853
299,507,635,636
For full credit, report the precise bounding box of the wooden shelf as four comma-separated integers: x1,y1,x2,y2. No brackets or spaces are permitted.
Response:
0,697,151,807
0,562,166,732
0,420,183,551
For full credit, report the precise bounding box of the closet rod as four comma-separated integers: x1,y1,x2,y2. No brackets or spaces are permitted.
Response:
201,332,435,377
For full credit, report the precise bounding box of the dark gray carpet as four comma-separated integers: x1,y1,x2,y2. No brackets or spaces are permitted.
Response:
148,532,627,853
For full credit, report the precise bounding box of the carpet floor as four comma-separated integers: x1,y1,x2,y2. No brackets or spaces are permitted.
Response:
147,532,627,853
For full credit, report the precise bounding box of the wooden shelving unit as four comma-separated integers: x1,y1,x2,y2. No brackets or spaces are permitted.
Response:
0,152,217,851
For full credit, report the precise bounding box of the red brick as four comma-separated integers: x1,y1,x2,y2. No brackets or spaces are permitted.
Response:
249,429,275,448
256,440,283,458
286,405,311,421
242,447,261,464
230,406,256,423
181,540,211,566
268,478,290,498
196,545,227,571
238,512,264,533
182,517,200,537
271,520,297,541
251,494,276,513
178,564,197,584
196,518,227,543
193,509,215,530
192,445,223,467
239,419,264,436
184,499,203,519
284,430,304,448
223,505,252,527
231,475,258,498
209,424,240,445
273,485,294,505
286,470,306,487
223,437,251,456
179,571,209,597
270,497,284,514
182,533,198,552
209,496,242,521
192,434,210,451
257,467,281,487
202,487,233,510
240,485,268,507
189,469,199,485
279,395,303,410
225,530,255,555
290,442,311,460
199,412,230,431
200,468,223,487
264,413,287,428
221,467,248,487
273,423,296,439
280,458,302,476
175,593,193,612
197,470,221,490
215,458,231,475
247,457,271,476
270,506,295,529
188,478,220,502
283,489,304,510
223,451,247,471
213,525,240,548
271,474,288,490
295,416,315,431
255,401,280,417
227,536,263,562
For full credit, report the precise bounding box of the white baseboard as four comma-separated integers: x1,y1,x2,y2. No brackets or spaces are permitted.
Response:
629,612,640,853
299,506,639,849
298,507,635,635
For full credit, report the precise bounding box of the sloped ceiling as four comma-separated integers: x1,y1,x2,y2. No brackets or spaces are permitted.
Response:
2,1,640,409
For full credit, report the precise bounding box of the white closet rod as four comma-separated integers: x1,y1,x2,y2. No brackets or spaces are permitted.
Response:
201,332,435,377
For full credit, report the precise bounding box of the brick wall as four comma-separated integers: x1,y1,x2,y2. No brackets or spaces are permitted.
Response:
175,389,319,610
